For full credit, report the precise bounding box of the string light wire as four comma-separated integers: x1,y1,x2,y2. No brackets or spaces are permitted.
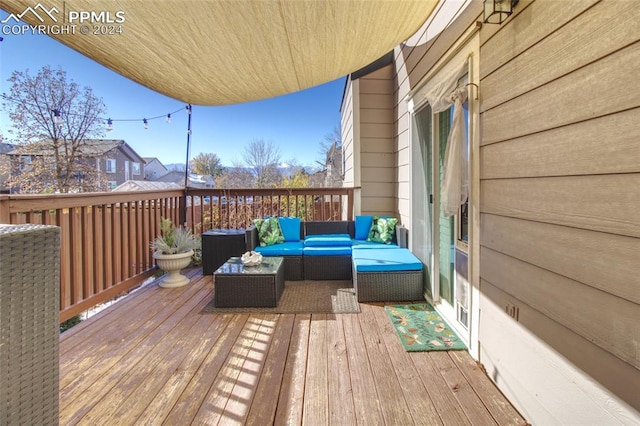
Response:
0,94,189,130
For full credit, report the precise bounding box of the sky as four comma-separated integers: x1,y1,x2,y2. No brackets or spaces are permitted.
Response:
0,12,345,168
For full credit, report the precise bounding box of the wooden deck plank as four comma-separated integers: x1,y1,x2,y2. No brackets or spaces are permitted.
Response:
58,271,526,426
71,289,219,425
274,314,311,426
326,313,356,425
220,314,281,425
59,268,202,348
342,310,385,424
411,353,473,425
303,313,329,425
60,277,203,381
368,304,444,426
136,314,247,425
359,304,416,424
191,316,266,424
59,284,211,422
429,351,498,425
449,351,527,425
107,313,230,425
59,279,182,355
246,314,296,425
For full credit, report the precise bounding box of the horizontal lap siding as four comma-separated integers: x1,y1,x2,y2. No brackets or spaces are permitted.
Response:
479,0,640,420
359,65,395,216
341,79,356,188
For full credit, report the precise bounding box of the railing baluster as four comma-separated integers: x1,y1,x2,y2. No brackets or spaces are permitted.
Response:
82,206,93,299
93,205,103,295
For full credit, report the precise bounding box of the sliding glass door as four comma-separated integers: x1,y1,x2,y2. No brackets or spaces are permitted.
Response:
411,106,434,298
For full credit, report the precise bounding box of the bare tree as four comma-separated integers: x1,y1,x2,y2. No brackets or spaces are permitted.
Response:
242,139,282,188
215,163,255,188
3,66,107,193
190,152,224,177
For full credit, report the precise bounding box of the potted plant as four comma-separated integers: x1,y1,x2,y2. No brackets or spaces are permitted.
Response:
151,218,200,288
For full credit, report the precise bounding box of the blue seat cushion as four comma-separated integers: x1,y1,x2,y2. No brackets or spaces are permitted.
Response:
304,234,352,247
303,246,352,256
254,241,303,256
354,215,374,240
278,217,301,242
351,240,399,249
352,248,422,272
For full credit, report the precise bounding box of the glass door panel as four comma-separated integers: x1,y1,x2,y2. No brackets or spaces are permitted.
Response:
437,109,455,305
412,106,434,298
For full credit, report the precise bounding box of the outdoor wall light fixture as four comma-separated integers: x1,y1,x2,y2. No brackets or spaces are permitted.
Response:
483,0,519,24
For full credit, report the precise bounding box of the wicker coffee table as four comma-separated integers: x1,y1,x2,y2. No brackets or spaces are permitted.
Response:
214,256,284,307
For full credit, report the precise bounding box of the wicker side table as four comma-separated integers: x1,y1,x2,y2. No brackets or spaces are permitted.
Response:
214,257,284,307
0,224,60,426
202,229,247,275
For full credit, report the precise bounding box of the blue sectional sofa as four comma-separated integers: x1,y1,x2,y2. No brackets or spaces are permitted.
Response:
245,217,424,302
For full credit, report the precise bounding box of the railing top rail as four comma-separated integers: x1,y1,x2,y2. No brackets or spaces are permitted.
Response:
186,187,355,196
1,189,185,213
1,187,358,214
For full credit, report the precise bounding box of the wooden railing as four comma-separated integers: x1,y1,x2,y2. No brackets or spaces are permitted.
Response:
184,187,354,232
0,187,354,322
0,190,184,322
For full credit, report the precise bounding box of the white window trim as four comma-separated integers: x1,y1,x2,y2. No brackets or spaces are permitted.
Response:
105,159,116,173
132,162,141,175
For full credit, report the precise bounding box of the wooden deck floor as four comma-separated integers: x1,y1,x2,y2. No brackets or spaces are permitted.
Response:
59,270,527,425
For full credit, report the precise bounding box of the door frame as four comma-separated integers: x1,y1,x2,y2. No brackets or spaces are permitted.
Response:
407,31,480,358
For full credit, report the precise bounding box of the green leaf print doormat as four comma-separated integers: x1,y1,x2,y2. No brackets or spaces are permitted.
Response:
384,303,467,352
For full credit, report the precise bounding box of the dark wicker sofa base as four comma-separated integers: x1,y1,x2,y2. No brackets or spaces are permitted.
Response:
303,255,353,281
353,269,423,302
283,256,304,281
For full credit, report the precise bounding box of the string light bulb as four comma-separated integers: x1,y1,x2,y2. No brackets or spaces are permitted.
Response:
166,113,171,124
143,118,149,130
185,105,191,115
106,118,113,132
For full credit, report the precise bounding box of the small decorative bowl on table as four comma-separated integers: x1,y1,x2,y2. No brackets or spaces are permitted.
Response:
241,251,263,267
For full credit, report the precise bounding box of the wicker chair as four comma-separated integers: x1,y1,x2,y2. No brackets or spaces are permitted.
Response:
0,225,60,425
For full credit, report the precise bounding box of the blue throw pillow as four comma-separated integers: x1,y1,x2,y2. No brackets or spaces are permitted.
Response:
355,215,374,240
278,217,301,242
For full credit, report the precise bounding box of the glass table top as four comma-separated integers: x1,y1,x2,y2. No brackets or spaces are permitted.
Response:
214,256,283,275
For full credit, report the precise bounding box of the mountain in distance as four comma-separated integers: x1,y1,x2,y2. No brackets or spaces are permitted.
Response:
165,163,186,171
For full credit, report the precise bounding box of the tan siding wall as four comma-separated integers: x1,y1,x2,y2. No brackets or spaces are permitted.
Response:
479,0,640,421
341,78,356,189
359,65,395,216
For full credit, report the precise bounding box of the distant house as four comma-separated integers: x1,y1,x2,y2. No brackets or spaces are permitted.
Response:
113,180,182,192
154,170,215,188
86,140,146,190
0,142,16,193
143,157,168,181
7,139,146,192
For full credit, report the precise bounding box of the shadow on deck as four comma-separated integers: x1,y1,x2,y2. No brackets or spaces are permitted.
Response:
59,269,527,425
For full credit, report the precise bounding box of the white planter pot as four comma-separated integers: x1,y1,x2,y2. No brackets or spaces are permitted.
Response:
153,250,194,288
